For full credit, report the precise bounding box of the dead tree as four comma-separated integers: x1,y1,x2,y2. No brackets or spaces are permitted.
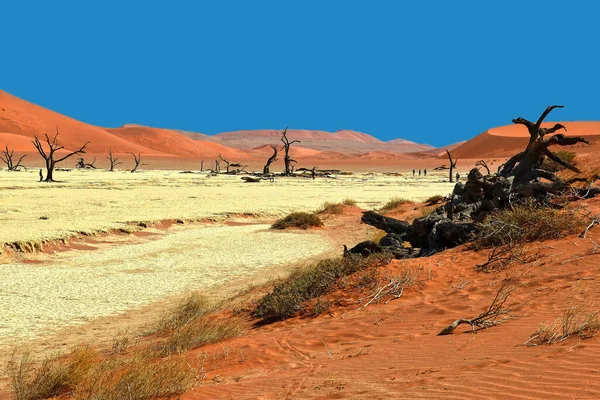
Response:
446,150,457,182
0,146,26,171
281,128,300,175
351,105,599,259
32,128,89,182
475,160,490,175
130,153,142,173
200,160,204,172
218,153,231,173
500,105,567,177
106,149,121,172
75,157,97,169
215,159,220,173
263,145,279,174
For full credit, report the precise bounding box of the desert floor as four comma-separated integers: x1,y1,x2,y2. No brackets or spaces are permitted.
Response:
0,169,452,366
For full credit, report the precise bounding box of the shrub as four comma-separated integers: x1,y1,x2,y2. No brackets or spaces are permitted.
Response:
541,150,576,172
380,197,413,212
253,253,392,322
342,198,357,206
475,200,585,249
271,212,323,229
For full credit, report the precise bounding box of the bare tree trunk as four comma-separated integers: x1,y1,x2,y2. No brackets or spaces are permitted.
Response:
446,150,457,183
200,160,204,172
130,153,141,173
263,145,278,174
281,128,300,175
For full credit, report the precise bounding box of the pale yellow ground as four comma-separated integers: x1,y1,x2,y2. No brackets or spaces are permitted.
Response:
0,169,455,246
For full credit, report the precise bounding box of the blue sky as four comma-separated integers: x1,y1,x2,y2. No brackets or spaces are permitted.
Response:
1,1,598,146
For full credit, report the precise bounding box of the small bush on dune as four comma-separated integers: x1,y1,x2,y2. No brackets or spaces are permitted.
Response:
271,212,323,229
380,197,413,212
253,253,392,322
475,200,586,249
541,150,576,172
342,198,357,206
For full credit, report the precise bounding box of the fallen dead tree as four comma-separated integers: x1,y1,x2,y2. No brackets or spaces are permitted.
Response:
347,105,600,258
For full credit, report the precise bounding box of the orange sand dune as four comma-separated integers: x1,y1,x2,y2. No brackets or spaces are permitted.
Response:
106,126,250,159
452,122,600,159
215,129,382,143
175,200,600,399
0,132,37,152
0,90,160,155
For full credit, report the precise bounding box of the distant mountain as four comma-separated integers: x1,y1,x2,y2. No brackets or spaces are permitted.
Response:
187,129,435,154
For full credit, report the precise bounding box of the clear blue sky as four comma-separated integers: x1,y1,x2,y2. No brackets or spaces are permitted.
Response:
1,1,598,146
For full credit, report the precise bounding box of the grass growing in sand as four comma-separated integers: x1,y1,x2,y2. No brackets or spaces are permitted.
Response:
529,285,600,345
253,253,392,322
379,197,413,212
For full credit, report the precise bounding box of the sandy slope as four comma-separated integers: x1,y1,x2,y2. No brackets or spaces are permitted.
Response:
0,90,160,155
106,126,250,159
173,201,600,400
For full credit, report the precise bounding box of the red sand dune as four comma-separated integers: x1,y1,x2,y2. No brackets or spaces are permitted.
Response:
452,122,600,159
106,126,250,159
0,90,160,155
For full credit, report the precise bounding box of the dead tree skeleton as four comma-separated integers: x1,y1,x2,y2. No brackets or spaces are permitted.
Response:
106,149,122,172
75,157,97,169
32,128,89,182
0,146,26,171
475,160,490,175
446,150,458,183
263,145,279,174
350,105,600,259
281,128,300,175
130,153,142,173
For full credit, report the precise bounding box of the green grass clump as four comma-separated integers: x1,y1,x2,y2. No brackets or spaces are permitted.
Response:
271,212,323,229
253,253,392,322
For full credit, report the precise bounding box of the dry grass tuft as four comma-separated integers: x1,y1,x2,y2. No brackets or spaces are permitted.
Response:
529,285,600,345
342,198,357,206
424,194,445,205
271,212,323,229
8,346,99,400
156,293,212,334
253,253,392,322
318,202,345,215
77,354,197,400
154,317,244,356
380,197,413,212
